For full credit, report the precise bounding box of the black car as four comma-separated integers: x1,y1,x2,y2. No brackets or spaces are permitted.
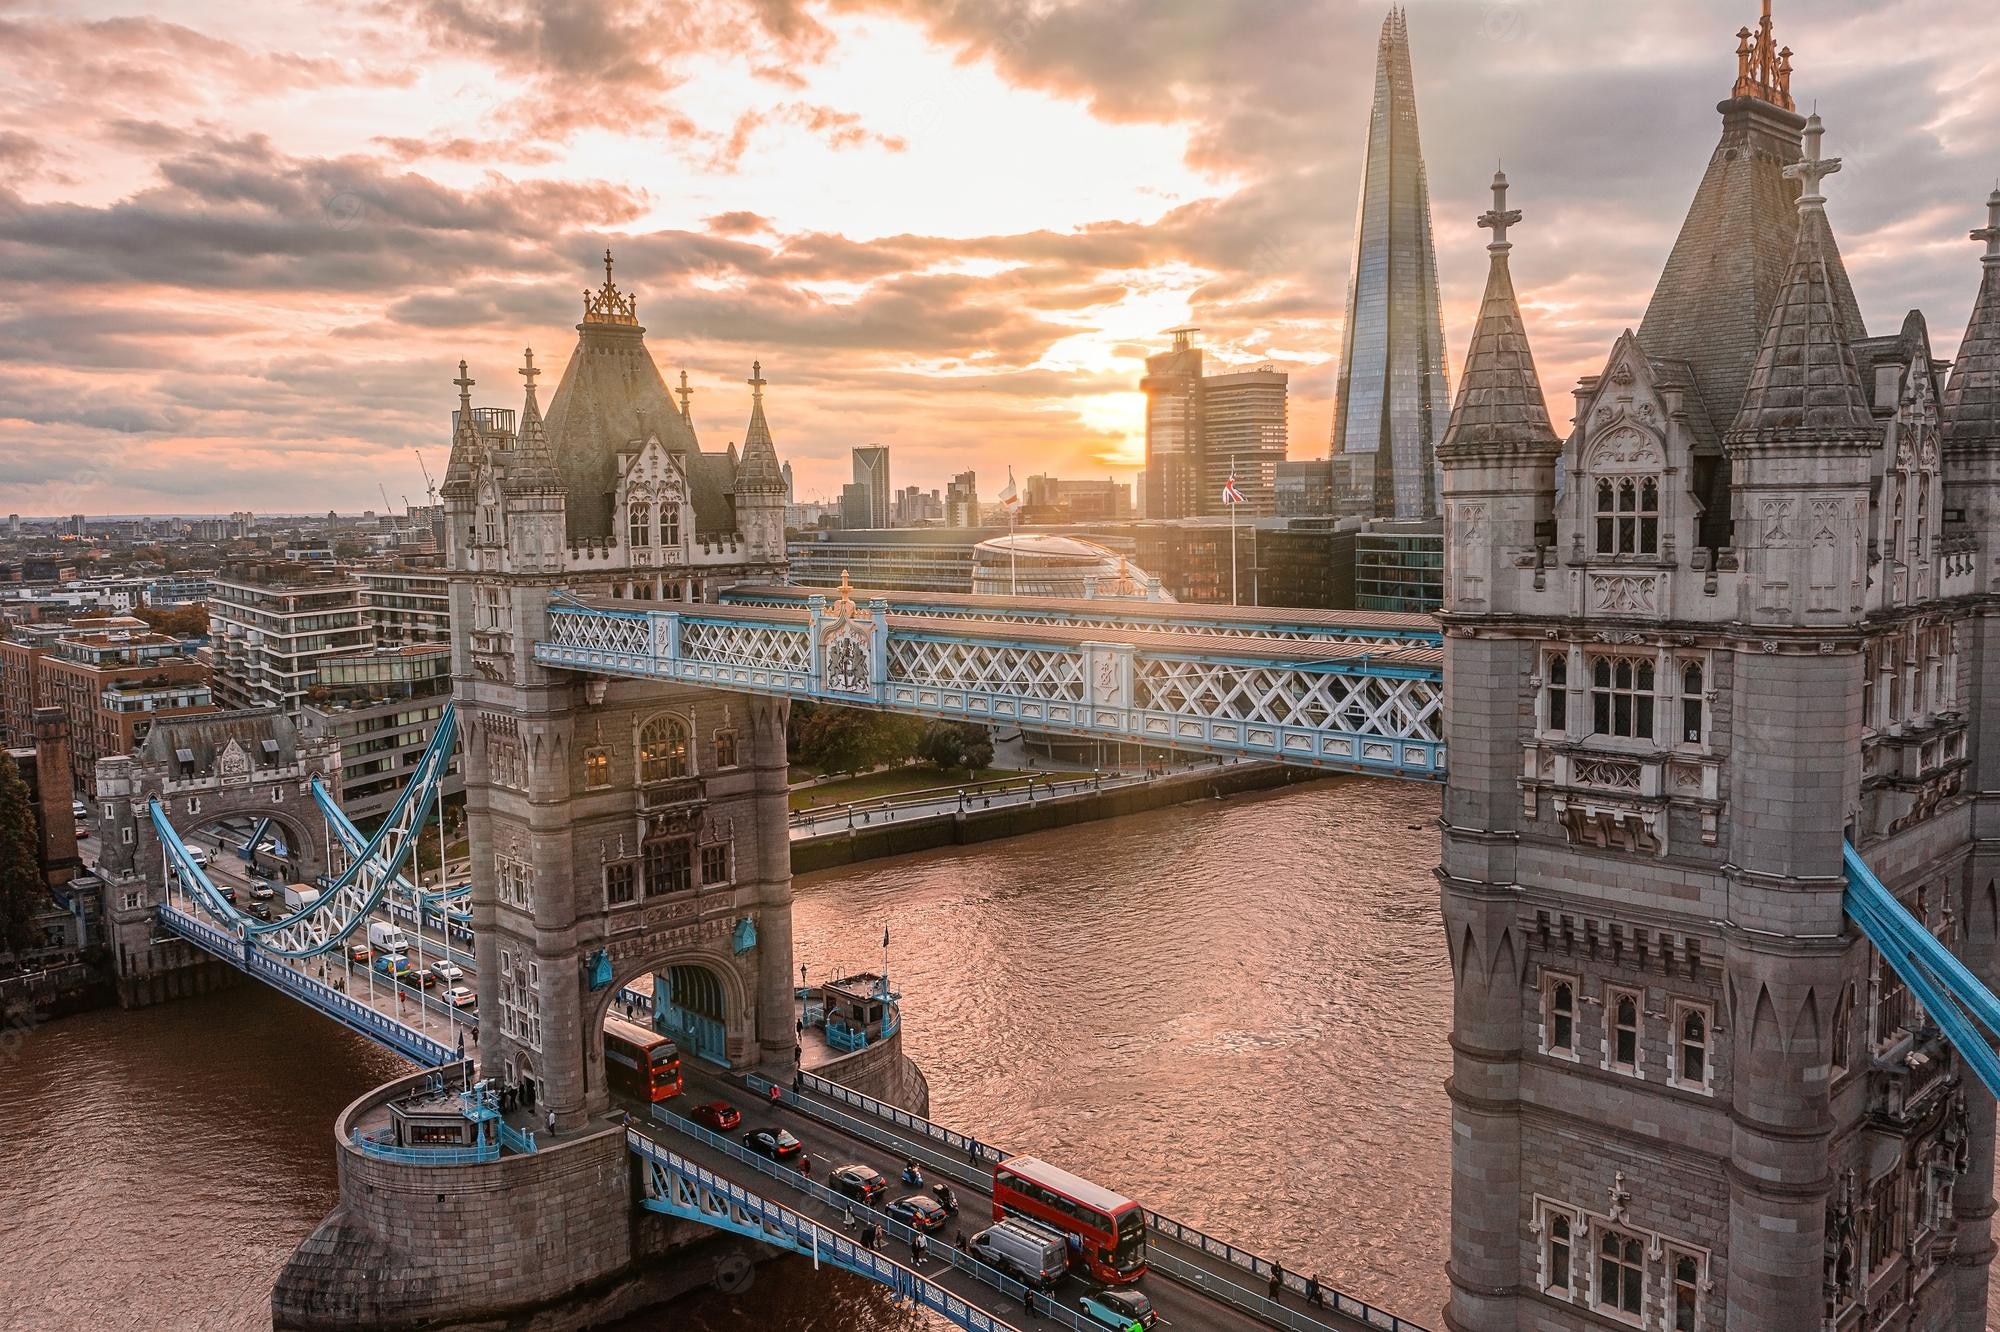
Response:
884,1195,948,1232
829,1164,887,1204
743,1128,804,1161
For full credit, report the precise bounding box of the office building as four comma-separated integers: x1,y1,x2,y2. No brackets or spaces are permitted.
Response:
945,471,979,527
1201,367,1288,516
851,445,891,529
1273,460,1335,516
1328,8,1451,520
297,644,459,819
970,534,1170,601
1141,327,1205,519
0,623,215,792
1353,518,1443,612
788,528,1002,592
207,562,370,712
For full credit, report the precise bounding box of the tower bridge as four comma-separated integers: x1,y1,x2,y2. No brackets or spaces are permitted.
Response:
89,13,2000,1328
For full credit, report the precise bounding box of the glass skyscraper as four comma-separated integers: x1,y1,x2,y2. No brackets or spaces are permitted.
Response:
1329,6,1450,521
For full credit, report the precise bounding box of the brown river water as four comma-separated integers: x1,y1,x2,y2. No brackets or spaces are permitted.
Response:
0,778,1459,1331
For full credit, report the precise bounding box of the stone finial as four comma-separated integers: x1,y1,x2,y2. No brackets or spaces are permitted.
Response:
748,359,767,400
675,369,695,420
1973,186,2000,268
1782,111,1841,213
1732,0,1794,110
1479,169,1522,253
518,347,540,402
583,246,638,325
453,360,475,410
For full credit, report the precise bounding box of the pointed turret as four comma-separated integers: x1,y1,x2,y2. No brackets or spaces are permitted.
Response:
733,361,787,567
1727,113,1873,442
1943,188,2000,457
440,360,484,502
506,347,562,493
1438,171,1559,460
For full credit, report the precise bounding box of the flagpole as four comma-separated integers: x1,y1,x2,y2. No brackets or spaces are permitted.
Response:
1230,500,1238,606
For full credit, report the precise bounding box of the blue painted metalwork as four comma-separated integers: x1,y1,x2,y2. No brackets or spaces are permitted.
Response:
154,707,459,957
350,1128,498,1166
586,949,613,991
1844,841,2000,1100
156,902,462,1065
535,600,1445,777
731,917,756,955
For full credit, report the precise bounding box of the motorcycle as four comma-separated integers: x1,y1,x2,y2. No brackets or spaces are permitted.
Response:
931,1183,958,1216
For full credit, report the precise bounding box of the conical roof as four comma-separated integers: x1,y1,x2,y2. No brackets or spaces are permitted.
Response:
542,250,728,537
1728,115,1873,441
1942,189,2000,455
506,347,563,493
736,361,786,495
1639,14,1864,443
1438,173,1558,458
439,360,485,501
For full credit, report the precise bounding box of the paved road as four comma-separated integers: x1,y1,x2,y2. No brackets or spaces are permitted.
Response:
635,1063,1384,1332
789,762,1253,841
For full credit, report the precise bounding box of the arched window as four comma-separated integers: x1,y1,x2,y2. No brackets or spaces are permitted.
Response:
1591,656,1656,740
638,715,690,783
1597,1229,1644,1316
628,499,652,548
1672,1254,1700,1331
1549,979,1575,1053
663,504,681,548
1545,653,1569,734
1680,661,1704,744
481,504,497,545
1678,1007,1707,1088
1595,479,1616,553
1547,1213,1572,1292
1610,992,1640,1072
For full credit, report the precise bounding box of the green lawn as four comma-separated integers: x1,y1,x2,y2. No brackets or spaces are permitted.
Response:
789,766,1033,810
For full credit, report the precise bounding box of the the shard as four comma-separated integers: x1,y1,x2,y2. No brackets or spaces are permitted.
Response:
1330,6,1451,520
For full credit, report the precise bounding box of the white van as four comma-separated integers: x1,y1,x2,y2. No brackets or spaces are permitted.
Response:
367,921,411,955
970,1219,1069,1290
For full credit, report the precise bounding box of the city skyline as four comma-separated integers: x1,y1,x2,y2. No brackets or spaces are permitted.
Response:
4,2,1999,515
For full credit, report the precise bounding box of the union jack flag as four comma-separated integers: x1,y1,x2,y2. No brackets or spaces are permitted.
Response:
1221,475,1244,505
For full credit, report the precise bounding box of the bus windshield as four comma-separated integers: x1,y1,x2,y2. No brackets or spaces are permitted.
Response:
1110,1209,1147,1271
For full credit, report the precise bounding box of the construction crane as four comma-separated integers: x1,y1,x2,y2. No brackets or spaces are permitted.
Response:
378,482,394,514
413,449,438,504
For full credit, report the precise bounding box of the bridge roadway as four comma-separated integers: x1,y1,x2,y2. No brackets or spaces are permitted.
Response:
636,1060,1419,1332
715,583,1442,648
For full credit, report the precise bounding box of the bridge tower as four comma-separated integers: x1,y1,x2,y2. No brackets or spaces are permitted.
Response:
441,259,804,1132
1439,21,1997,1328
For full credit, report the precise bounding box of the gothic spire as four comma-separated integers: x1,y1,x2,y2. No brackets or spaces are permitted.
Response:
440,360,484,500
676,369,696,427
1731,0,1794,111
736,360,786,495
1728,113,1873,441
1942,187,2000,456
583,246,638,325
1437,171,1559,459
506,346,562,492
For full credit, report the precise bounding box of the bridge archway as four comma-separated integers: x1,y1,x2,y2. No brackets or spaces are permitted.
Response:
173,808,317,881
590,950,750,1104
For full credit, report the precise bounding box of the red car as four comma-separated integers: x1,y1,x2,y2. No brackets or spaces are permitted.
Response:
691,1101,741,1132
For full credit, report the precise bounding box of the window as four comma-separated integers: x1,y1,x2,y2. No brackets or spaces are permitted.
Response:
582,746,610,790
1543,974,1577,1057
1867,1176,1901,1275
1607,989,1641,1075
1679,662,1704,744
496,855,532,910
481,504,497,545
1545,654,1569,734
1591,656,1656,740
1671,1252,1702,1332
1594,476,1660,556
628,499,651,548
1832,986,1853,1077
643,838,692,897
121,891,144,910
1672,1003,1710,1092
702,842,731,886
638,715,690,783
1596,1227,1645,1318
606,861,635,906
713,729,739,769
1547,1212,1573,1293
663,504,681,548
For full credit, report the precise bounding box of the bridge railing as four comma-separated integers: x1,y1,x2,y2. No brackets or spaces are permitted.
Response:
349,1127,498,1167
756,1072,1430,1332
642,1112,1082,1329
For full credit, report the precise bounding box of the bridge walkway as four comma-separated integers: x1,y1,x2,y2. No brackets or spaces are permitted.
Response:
645,1061,1424,1332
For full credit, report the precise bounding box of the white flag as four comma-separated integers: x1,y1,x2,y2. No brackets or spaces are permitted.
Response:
999,467,1020,512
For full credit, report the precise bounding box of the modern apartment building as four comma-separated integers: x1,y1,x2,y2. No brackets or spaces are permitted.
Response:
296,644,458,820
356,567,451,646
207,562,369,711
0,623,215,792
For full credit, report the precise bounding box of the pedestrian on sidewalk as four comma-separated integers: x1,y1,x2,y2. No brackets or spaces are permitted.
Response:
546,1107,556,1137
1269,1260,1284,1301
1305,1272,1324,1308
911,1231,926,1265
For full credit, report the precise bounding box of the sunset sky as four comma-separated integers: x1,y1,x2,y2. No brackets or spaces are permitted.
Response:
3,0,1998,516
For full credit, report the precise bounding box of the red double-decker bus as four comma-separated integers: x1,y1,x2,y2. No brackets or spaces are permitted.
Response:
602,1015,683,1102
993,1156,1147,1283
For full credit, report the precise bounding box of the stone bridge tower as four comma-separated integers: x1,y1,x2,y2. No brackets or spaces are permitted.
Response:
441,256,798,1131
1438,16,1999,1328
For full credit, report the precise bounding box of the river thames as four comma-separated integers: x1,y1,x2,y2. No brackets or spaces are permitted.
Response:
0,778,1454,1330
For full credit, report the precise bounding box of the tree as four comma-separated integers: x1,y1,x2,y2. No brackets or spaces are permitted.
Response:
136,603,209,638
0,753,44,955
917,722,994,778
792,705,923,776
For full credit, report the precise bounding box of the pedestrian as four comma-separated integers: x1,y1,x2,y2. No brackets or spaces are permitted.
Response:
546,1107,556,1137
843,1205,857,1229
800,1155,812,1179
1306,1272,1324,1308
1021,1282,1036,1319
1269,1260,1284,1301
793,1067,804,1092
768,1084,781,1106
860,1223,876,1251
912,1231,926,1265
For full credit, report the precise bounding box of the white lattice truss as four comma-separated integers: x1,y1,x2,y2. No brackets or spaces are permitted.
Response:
887,637,1085,702
550,606,649,655
1134,656,1440,740
681,618,813,674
